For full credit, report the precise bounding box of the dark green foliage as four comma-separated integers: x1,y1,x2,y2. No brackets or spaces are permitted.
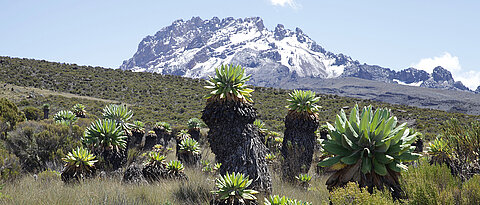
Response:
427,118,480,181
0,98,24,133
400,159,461,204
22,106,42,121
0,145,21,182
4,121,83,172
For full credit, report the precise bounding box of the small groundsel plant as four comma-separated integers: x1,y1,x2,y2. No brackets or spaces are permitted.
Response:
83,119,127,153
102,104,133,131
211,172,259,204
61,147,97,182
131,121,145,132
428,137,452,165
286,90,321,114
144,151,166,167
179,137,200,154
204,64,254,103
295,173,312,189
166,160,184,174
264,195,312,205
71,103,86,118
187,118,204,130
155,121,172,132
53,110,77,125
318,104,421,197
254,119,268,134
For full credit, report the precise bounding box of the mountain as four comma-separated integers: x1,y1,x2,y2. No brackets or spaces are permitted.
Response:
120,16,471,92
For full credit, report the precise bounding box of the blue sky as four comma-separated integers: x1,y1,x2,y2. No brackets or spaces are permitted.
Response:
1,0,479,89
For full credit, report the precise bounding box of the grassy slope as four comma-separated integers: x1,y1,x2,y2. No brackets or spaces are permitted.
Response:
1,56,478,140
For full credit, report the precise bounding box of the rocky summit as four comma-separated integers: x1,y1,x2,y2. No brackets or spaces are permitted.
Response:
121,16,471,92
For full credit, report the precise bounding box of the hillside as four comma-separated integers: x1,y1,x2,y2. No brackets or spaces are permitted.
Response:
1,56,478,140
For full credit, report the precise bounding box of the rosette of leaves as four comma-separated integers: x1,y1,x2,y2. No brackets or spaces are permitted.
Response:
254,119,268,134
83,119,127,153
204,64,254,103
178,137,201,166
61,147,97,183
428,137,453,165
295,173,312,189
131,121,145,133
154,122,172,133
211,172,259,205
102,104,133,132
318,104,421,198
166,160,186,179
53,110,77,125
187,118,204,141
142,151,167,182
264,195,312,205
179,137,200,155
71,104,86,118
187,118,204,130
285,90,321,114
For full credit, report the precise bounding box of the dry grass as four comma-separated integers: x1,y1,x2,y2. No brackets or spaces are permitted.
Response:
0,161,331,205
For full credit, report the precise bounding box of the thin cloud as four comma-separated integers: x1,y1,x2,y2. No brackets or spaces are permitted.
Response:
269,0,300,9
411,52,479,90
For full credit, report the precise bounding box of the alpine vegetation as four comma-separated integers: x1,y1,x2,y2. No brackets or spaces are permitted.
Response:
282,90,320,181
202,64,272,193
318,105,421,199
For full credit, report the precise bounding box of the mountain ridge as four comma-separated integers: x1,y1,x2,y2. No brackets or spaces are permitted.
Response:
120,16,472,92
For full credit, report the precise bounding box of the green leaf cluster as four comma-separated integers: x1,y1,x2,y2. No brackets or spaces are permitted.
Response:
53,110,77,125
319,104,421,176
166,160,184,174
62,147,97,172
286,90,321,114
83,119,127,152
179,137,200,154
204,64,254,103
212,172,259,203
264,195,312,205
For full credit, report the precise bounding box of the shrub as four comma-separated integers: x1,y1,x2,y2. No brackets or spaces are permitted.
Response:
37,169,61,184
5,121,83,172
400,159,461,205
461,175,480,204
204,64,254,103
0,98,24,132
329,182,397,205
22,106,42,121
0,146,21,182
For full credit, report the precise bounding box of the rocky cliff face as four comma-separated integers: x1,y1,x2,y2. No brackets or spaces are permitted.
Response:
120,16,472,92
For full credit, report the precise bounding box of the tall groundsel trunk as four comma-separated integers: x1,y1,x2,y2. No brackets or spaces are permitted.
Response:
281,110,319,181
202,99,272,193
201,64,272,193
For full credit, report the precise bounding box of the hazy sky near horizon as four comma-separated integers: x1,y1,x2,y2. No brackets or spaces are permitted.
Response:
1,0,479,89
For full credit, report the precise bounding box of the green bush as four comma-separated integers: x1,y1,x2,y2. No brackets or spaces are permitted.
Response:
5,121,83,172
0,146,21,182
37,169,60,184
329,182,397,205
461,175,480,205
22,106,42,121
0,98,24,133
400,159,461,205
